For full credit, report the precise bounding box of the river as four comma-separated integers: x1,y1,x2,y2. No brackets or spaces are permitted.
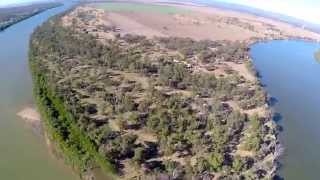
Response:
251,40,320,180
1,3,320,180
0,3,78,180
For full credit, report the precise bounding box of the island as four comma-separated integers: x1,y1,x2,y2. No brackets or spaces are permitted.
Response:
0,2,62,31
29,1,320,179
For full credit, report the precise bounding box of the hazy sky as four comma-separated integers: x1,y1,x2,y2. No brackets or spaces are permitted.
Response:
1,0,319,24
0,0,47,7
215,0,320,24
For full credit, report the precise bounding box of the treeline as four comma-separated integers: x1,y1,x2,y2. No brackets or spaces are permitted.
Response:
0,2,62,31
29,17,117,178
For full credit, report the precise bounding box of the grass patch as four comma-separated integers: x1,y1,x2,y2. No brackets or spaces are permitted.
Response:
93,2,190,14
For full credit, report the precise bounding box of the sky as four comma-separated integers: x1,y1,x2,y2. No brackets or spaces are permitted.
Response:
215,0,320,24
0,0,50,7
0,0,319,24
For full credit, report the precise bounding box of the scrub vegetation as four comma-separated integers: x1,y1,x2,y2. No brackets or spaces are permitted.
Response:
29,4,280,180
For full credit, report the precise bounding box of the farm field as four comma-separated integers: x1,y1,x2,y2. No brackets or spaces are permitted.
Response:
92,2,190,14
83,1,320,42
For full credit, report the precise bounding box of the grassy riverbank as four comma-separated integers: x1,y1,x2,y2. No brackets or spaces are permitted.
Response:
29,22,117,179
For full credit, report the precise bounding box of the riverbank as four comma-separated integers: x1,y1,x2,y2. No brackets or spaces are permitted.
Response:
29,35,117,179
0,2,80,179
243,33,320,179
0,3,63,32
249,40,320,179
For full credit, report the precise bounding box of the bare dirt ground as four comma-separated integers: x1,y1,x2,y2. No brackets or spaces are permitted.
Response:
80,1,320,42
107,12,166,38
107,11,260,41
171,3,320,41
63,2,320,43
225,61,256,81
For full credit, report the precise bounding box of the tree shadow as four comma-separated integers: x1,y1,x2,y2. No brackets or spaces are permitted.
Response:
273,112,282,123
273,175,284,180
256,71,262,79
273,112,284,132
268,97,278,107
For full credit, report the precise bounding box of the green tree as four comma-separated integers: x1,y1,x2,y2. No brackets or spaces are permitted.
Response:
232,156,243,172
133,147,145,164
208,151,224,172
